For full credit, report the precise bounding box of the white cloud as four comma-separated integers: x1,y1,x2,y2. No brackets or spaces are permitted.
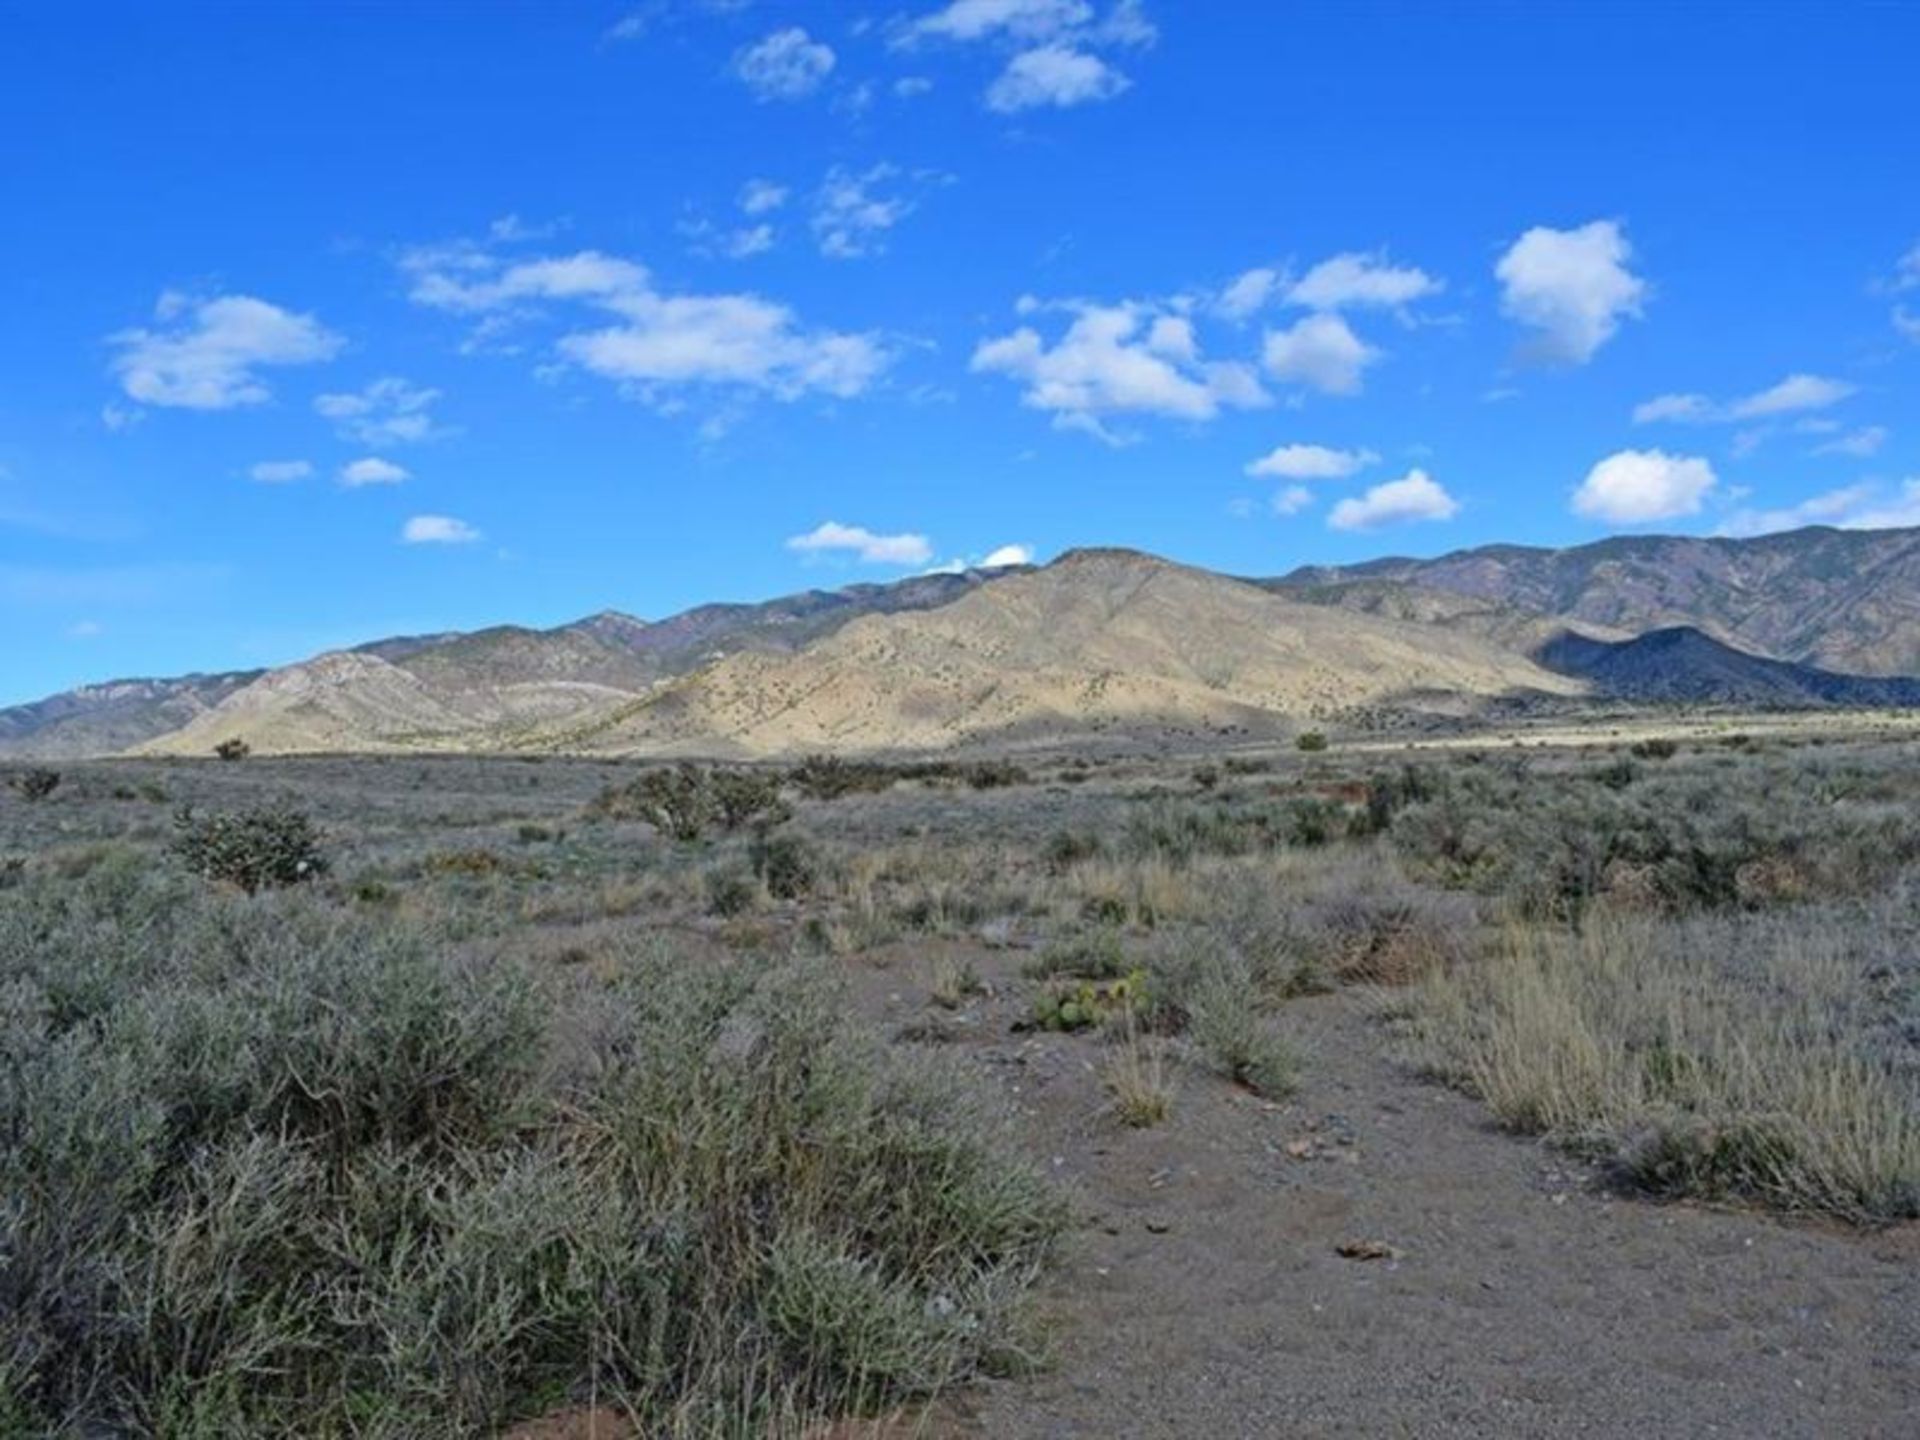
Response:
895,75,935,97
402,514,481,545
1812,425,1888,459
1836,480,1920,531
1288,252,1440,311
973,299,1267,441
1726,373,1855,420
109,293,342,410
315,376,446,445
1633,373,1855,426
981,542,1034,566
248,459,312,484
787,520,933,566
1893,242,1920,292
406,246,888,402
906,0,1094,43
986,45,1128,111
1718,478,1920,537
488,213,562,243
1895,306,1920,342
724,224,775,258
1495,219,1645,364
1632,392,1713,424
1097,0,1157,45
1217,267,1281,321
738,178,788,215
1244,443,1377,480
1327,469,1459,530
1572,449,1715,524
1262,313,1379,395
733,27,835,100
812,165,913,259
339,457,410,488
1271,484,1314,516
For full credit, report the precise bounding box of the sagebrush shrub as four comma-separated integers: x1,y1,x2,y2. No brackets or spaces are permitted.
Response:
169,802,327,892
6,768,60,802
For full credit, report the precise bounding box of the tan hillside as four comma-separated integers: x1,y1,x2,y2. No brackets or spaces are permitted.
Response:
567,549,1581,756
137,651,636,756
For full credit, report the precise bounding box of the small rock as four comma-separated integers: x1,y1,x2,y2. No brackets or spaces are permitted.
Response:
1335,1239,1404,1262
1145,1218,1172,1234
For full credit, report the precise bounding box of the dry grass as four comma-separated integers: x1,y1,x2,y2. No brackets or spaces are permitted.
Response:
1102,1020,1176,1128
1410,913,1920,1222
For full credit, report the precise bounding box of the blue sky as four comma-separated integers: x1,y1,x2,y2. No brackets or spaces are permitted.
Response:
3,0,1918,704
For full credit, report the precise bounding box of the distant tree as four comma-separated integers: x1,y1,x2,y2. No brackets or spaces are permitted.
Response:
1295,731,1329,753
214,738,252,762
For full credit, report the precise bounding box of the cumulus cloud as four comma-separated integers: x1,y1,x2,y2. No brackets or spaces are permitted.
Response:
972,298,1266,442
402,514,481,545
1288,252,1440,311
1495,220,1645,364
1726,373,1855,420
738,178,789,215
980,542,1034,567
1244,443,1377,480
787,520,933,566
1572,449,1715,524
315,377,446,445
109,292,342,410
1262,313,1379,395
902,1,1148,112
1216,267,1281,321
1327,469,1459,530
906,0,1094,42
248,459,312,484
1632,373,1856,426
1271,484,1314,517
986,44,1128,110
732,27,835,100
812,165,914,259
405,246,888,403
723,224,774,258
1718,477,1920,537
339,457,410,488
1632,392,1713,424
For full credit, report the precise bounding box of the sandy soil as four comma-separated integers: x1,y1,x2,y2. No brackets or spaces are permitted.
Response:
846,942,1920,1440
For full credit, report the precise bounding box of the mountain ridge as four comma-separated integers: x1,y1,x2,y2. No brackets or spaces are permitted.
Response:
7,523,1920,761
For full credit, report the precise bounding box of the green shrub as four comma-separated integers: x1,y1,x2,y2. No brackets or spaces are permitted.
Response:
591,762,713,841
213,737,251,761
710,767,792,830
1295,731,1329,753
7,768,60,802
169,802,327,893
751,830,821,900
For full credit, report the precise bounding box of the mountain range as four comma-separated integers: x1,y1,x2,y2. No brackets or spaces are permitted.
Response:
4,524,1917,761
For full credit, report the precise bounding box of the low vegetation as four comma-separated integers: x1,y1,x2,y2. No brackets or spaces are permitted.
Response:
2,724,1915,1432
0,860,1060,1435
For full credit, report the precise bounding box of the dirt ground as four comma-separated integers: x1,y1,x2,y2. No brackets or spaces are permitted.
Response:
842,939,1920,1440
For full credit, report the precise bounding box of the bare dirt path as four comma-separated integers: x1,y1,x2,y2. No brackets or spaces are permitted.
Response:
856,955,1919,1439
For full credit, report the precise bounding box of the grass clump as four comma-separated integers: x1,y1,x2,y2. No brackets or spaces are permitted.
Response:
1102,1019,1175,1127
1411,912,1920,1223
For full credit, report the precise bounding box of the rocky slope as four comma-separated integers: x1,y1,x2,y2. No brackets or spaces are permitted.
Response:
1275,524,1920,675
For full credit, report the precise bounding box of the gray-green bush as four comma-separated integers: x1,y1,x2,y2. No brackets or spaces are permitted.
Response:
0,860,1061,1436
